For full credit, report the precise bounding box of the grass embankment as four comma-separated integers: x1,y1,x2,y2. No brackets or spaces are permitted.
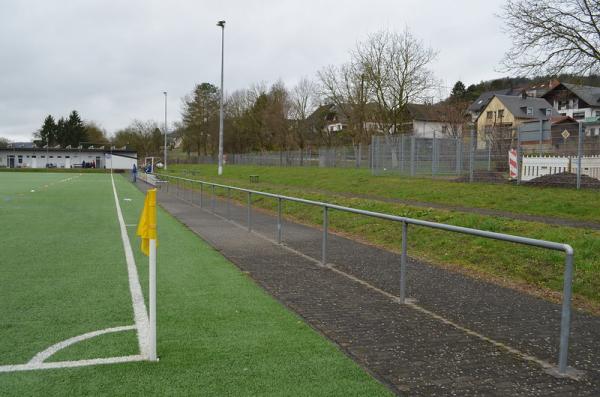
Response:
0,172,391,396
165,164,600,310
169,164,599,223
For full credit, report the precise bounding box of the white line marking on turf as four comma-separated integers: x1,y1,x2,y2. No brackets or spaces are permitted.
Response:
28,325,136,364
111,172,150,359
172,192,569,377
0,354,145,373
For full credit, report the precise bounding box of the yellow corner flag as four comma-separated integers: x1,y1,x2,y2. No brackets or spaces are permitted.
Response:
137,189,157,256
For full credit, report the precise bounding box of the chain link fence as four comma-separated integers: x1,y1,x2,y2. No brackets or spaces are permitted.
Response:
371,122,600,189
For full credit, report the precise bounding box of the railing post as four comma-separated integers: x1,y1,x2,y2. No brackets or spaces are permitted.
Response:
227,187,231,220
247,192,252,232
277,197,282,244
200,182,203,208
400,222,408,303
322,206,328,265
211,184,216,212
558,248,574,374
432,131,436,177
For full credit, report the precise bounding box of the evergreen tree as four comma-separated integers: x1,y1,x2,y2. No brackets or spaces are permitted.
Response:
38,115,57,146
55,117,67,146
450,81,467,99
65,110,87,147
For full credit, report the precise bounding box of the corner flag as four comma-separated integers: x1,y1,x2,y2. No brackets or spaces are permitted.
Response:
137,189,157,256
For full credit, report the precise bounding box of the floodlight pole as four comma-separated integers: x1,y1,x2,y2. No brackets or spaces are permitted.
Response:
217,20,225,176
163,91,168,170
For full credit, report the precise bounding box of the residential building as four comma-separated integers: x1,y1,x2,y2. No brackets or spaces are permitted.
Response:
405,103,465,138
542,82,600,122
476,93,558,149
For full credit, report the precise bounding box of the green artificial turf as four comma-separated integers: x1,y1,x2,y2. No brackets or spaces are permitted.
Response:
163,165,600,308
0,172,391,396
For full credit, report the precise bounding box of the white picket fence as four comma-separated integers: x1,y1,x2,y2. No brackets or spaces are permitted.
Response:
520,155,600,181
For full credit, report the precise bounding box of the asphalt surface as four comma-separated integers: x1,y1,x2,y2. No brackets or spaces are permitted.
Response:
135,177,600,396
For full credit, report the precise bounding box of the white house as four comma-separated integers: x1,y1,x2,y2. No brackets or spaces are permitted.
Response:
0,143,138,170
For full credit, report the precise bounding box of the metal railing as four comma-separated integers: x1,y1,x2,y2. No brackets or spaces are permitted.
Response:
153,172,576,375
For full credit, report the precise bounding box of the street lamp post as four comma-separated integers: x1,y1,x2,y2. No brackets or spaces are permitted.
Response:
217,20,225,176
163,91,168,170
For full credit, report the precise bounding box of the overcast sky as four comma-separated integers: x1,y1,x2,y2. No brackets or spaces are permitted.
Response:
0,0,510,142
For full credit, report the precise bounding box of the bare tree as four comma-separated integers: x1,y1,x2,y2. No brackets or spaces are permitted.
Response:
290,77,319,164
354,28,438,134
318,62,370,166
500,0,600,75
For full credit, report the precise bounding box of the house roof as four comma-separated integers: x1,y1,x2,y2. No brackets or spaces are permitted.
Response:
492,94,558,120
406,103,446,122
467,89,519,113
1,144,136,153
553,82,600,106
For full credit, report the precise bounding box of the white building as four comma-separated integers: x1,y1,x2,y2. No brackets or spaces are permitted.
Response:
0,143,138,170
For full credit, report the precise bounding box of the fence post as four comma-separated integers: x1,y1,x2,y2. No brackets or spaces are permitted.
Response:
322,206,328,265
432,131,436,177
456,137,462,175
277,197,282,244
190,180,193,203
400,135,405,173
247,192,252,232
410,136,416,176
558,247,574,374
400,222,408,303
487,141,492,172
517,128,522,185
577,122,583,190
469,129,475,183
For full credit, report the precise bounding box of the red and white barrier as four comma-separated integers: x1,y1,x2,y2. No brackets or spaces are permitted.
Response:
508,149,518,179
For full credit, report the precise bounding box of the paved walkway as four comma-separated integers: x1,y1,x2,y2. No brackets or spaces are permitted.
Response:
137,179,600,396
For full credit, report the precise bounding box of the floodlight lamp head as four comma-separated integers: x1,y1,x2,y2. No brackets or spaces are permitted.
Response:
217,20,225,27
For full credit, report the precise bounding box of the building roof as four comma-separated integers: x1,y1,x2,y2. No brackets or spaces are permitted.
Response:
468,89,519,113
493,94,558,120
1,144,136,153
406,103,446,122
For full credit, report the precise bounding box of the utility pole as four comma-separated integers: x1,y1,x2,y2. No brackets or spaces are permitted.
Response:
163,91,168,170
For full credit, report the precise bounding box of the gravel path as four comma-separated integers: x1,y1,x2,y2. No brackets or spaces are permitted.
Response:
137,179,600,396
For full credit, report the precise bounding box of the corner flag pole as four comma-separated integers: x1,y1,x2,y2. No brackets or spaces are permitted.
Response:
149,238,157,361
137,189,158,361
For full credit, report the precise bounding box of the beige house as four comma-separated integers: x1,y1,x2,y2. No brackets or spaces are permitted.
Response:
476,94,557,148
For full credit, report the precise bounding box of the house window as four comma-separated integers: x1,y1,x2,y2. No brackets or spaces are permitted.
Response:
573,112,585,120
526,107,533,115
17,155,23,164
545,108,552,116
596,110,600,117
31,155,36,158
497,109,504,118
486,111,493,120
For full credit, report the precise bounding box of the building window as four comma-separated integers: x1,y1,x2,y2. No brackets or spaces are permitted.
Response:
41,155,45,158
573,112,585,120
65,156,70,158
497,109,504,118
546,108,552,116
57,156,62,158
17,155,23,164
486,111,493,120
526,107,533,115
31,155,36,158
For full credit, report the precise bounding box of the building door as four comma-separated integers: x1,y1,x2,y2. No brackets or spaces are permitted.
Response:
96,156,102,168
8,155,14,168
